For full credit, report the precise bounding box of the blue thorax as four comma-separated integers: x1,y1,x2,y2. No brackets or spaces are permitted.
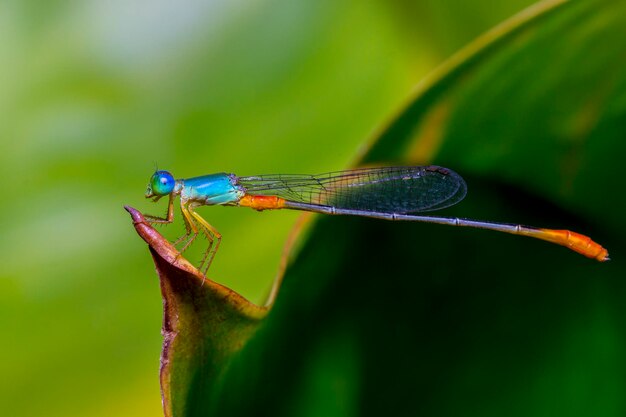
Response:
180,173,243,205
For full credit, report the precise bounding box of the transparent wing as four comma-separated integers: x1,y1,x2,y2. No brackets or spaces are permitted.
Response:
236,166,467,214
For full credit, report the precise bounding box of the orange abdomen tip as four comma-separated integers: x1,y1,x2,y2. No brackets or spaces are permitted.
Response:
536,229,609,262
564,230,609,262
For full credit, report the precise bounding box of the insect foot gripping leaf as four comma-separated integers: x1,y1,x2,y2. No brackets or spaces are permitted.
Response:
125,206,269,417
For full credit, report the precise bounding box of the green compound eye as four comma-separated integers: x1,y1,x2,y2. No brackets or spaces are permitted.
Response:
150,170,175,196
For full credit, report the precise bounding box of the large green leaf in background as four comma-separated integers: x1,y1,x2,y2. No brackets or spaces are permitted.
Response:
3,1,550,416
129,0,626,415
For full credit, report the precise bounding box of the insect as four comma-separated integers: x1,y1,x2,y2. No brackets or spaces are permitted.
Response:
144,165,609,275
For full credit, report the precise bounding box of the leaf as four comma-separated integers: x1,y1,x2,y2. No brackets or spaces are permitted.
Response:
125,206,270,417
128,0,626,416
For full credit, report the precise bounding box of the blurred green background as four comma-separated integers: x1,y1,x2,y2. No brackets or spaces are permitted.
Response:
2,0,610,416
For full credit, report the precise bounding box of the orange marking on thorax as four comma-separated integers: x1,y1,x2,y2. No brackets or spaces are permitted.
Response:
239,194,286,211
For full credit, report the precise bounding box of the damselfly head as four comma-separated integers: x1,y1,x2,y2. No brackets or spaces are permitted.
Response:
146,170,175,198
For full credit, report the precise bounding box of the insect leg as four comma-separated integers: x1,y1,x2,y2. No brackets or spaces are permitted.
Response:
145,194,175,224
189,208,222,276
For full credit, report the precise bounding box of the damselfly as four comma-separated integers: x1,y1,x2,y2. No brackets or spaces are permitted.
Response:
144,166,609,275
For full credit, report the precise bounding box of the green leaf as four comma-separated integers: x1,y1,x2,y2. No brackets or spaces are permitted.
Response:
128,0,626,415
